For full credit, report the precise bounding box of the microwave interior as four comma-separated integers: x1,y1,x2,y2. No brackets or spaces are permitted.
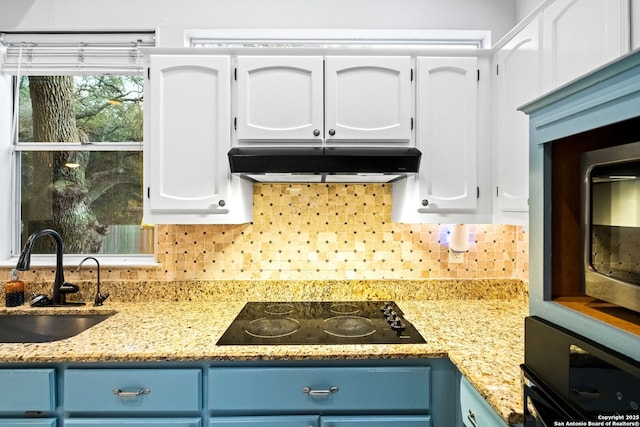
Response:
588,159,640,285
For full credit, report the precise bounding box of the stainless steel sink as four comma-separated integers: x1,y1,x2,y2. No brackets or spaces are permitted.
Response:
0,313,113,343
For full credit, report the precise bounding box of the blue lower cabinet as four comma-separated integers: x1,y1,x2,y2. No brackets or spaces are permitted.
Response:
64,369,202,414
210,416,319,426
0,369,55,413
63,419,201,427
459,376,507,427
209,367,430,414
0,420,56,427
320,416,431,426
208,416,430,427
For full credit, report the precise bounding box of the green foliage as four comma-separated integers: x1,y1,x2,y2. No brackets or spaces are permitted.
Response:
74,76,143,142
18,77,33,141
19,75,143,142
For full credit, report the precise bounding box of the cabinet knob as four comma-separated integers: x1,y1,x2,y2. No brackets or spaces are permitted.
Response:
421,199,429,207
218,199,226,207
328,129,336,136
313,129,320,136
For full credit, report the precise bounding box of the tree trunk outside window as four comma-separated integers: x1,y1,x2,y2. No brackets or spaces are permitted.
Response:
27,76,106,253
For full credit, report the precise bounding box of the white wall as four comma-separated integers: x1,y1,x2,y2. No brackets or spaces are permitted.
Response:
515,0,547,22
0,0,517,46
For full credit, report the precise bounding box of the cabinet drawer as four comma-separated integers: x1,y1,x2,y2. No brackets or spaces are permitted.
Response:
0,369,55,413
0,420,56,427
64,418,201,427
209,366,430,414
459,376,507,427
321,415,431,426
210,416,319,426
64,369,201,414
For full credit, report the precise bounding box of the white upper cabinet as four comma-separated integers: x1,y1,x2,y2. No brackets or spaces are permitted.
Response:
235,56,324,143
541,0,630,90
324,56,412,144
416,57,479,211
233,55,412,146
145,54,252,224
634,1,640,50
493,16,541,223
392,56,484,223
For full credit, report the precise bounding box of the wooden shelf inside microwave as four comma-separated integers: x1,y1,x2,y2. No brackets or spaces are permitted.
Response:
554,297,640,336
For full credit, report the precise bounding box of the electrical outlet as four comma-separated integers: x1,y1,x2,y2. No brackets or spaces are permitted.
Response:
448,250,465,264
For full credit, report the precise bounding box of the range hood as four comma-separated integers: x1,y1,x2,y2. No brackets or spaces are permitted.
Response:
228,147,421,183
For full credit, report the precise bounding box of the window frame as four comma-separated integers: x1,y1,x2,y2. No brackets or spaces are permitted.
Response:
0,33,156,268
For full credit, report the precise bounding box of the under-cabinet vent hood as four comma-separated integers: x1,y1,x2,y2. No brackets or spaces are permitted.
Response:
228,147,421,183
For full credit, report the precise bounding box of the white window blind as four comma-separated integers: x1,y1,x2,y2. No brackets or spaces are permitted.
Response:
0,32,155,75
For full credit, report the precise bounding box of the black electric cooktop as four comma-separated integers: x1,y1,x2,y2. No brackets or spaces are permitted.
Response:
216,301,426,345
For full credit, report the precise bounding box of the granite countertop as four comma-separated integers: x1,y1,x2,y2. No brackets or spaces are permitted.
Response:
0,293,527,425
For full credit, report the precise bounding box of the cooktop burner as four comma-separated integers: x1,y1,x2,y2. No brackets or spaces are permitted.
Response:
216,301,426,345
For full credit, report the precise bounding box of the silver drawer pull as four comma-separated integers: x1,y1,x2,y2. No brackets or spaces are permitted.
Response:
302,386,339,396
466,409,479,427
113,388,151,398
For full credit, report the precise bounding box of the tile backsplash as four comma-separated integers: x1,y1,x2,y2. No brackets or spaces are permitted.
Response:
5,183,529,282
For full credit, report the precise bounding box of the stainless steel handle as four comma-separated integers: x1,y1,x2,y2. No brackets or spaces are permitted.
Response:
466,409,479,427
302,386,339,396
113,388,150,398
571,388,601,399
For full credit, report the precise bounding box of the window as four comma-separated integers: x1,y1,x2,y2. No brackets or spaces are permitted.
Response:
0,32,155,265
188,29,490,49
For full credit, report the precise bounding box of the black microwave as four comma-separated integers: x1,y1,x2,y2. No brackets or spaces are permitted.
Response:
581,140,640,313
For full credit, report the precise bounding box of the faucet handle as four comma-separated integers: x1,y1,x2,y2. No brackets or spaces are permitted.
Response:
94,291,109,306
59,282,80,294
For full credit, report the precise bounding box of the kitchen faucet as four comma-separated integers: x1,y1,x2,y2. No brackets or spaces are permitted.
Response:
16,228,84,306
78,256,109,306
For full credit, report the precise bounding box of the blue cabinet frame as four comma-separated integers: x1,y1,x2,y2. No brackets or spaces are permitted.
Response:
521,49,640,360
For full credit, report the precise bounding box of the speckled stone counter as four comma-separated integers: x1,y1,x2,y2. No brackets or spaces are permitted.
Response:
0,294,528,425
23,278,528,303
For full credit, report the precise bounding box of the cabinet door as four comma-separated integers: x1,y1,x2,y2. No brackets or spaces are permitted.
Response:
210,416,319,426
0,421,56,427
416,57,478,211
320,416,430,427
459,376,507,427
634,2,640,50
235,56,323,143
209,366,430,414
64,420,201,427
148,55,230,213
0,369,55,413
494,17,541,219
325,56,412,143
542,0,629,90
64,369,201,414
